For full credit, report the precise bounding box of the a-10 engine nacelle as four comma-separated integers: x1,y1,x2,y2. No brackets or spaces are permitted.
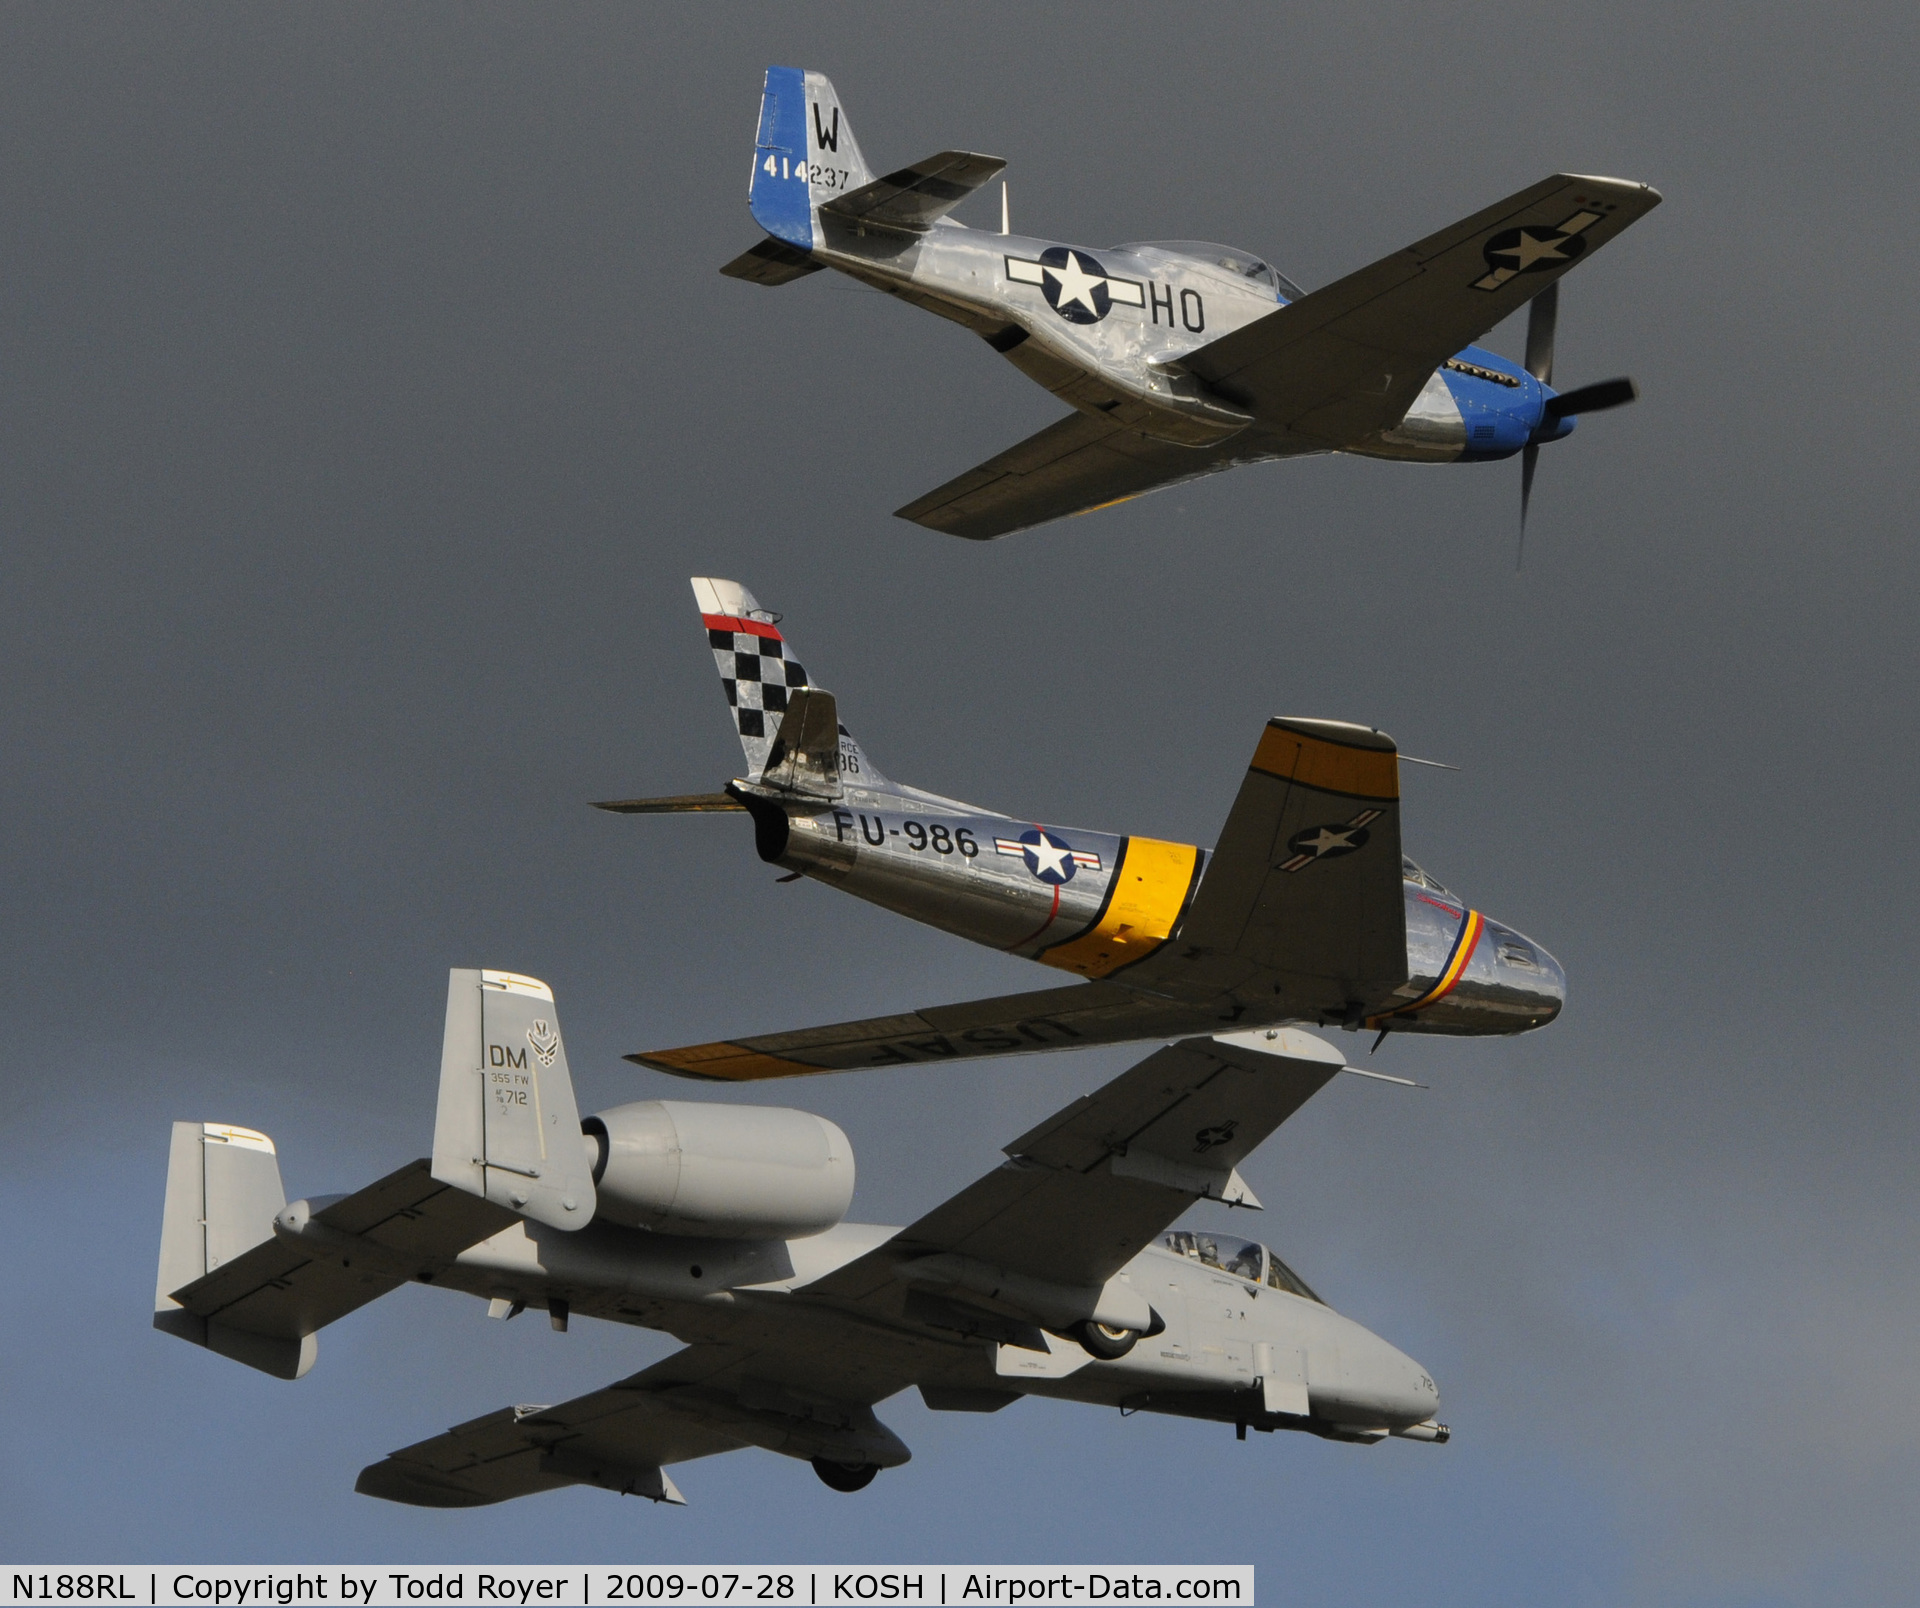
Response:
580,1100,854,1240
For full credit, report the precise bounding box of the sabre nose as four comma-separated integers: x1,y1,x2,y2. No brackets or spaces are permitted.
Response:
1488,921,1566,1030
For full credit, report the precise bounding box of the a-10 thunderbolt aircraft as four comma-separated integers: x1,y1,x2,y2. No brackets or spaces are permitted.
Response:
724,67,1661,541
599,579,1564,1082
155,968,1449,1504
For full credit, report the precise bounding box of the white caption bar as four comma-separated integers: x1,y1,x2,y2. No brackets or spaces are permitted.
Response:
1,1570,1253,1608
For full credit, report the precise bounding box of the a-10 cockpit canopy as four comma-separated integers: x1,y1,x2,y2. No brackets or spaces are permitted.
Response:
1159,1230,1323,1303
1115,242,1306,303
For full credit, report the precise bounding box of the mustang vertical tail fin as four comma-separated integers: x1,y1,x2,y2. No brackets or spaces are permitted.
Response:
691,577,886,787
746,66,873,252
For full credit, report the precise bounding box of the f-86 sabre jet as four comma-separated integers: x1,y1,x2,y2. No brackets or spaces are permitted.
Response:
597,579,1563,1082
724,67,1660,541
154,968,1448,1507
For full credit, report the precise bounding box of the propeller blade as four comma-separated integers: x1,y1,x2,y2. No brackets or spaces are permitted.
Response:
1544,377,1637,421
1518,441,1539,570
1524,283,1558,385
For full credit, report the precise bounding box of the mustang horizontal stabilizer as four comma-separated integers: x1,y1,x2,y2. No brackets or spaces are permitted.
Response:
719,237,823,286
821,150,1006,233
895,410,1279,542
1182,174,1661,449
1174,718,1407,1020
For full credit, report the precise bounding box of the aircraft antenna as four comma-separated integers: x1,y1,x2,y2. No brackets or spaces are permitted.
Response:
1000,182,1009,236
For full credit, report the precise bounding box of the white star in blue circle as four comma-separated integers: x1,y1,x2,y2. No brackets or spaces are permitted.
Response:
1020,828,1078,884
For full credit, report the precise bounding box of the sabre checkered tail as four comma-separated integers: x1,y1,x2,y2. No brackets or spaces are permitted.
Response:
692,578,887,788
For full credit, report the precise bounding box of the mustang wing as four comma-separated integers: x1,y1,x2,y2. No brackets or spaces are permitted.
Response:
627,979,1232,1080
1183,173,1662,448
1172,718,1406,1021
894,411,1269,541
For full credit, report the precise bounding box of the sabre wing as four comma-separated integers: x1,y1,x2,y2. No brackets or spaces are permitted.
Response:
627,980,1216,1080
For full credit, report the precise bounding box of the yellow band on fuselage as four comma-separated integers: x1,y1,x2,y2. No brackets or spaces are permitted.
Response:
1038,836,1202,980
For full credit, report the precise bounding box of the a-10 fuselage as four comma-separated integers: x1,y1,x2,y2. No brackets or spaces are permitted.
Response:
730,736,1565,1040
336,1205,1439,1446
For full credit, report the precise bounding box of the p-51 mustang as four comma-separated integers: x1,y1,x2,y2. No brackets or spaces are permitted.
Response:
598,579,1563,1082
155,968,1448,1506
724,67,1660,540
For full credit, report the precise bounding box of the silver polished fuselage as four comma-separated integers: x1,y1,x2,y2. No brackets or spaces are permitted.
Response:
733,734,1565,1039
807,213,1518,464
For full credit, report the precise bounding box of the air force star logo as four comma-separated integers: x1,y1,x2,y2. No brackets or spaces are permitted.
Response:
1473,207,1606,291
1278,809,1383,873
527,1019,560,1069
1018,828,1078,884
1004,248,1146,325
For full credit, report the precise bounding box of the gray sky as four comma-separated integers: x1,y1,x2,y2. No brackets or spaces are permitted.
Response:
3,4,1916,1601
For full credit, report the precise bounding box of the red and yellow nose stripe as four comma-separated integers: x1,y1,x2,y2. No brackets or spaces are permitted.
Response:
1368,908,1484,1028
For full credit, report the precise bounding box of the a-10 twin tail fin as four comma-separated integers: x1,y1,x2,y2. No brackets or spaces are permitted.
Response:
153,970,594,1379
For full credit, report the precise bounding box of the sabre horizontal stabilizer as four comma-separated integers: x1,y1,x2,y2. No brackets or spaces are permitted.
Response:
821,150,1007,233
591,793,746,814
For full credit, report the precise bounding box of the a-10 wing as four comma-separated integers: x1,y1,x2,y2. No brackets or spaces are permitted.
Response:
357,1029,1346,1507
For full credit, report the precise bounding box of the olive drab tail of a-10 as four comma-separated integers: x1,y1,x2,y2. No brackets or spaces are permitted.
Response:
746,66,873,252
691,577,889,791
